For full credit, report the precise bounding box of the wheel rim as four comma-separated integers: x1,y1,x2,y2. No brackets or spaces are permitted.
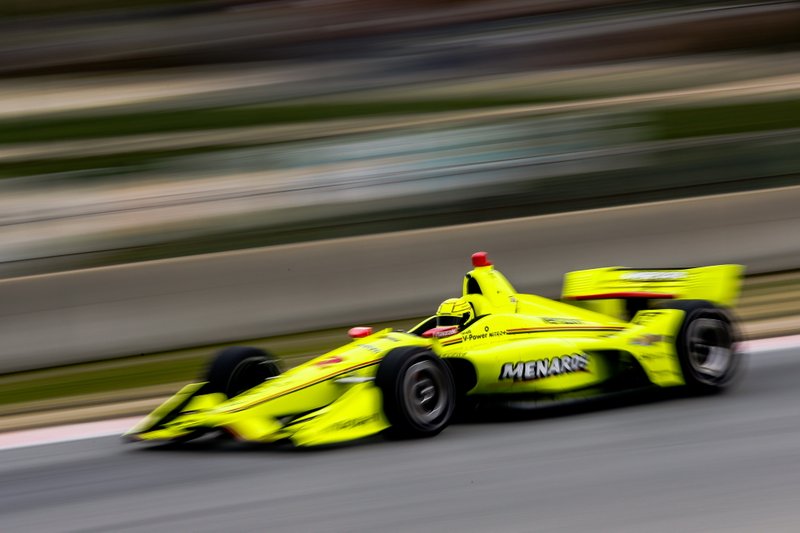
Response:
686,317,734,382
401,360,450,429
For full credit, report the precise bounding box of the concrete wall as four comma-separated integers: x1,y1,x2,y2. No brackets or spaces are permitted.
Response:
2,185,800,373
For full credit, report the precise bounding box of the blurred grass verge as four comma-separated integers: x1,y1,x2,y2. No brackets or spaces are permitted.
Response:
1,270,800,428
653,99,800,140
5,94,800,147
0,99,554,146
3,96,800,186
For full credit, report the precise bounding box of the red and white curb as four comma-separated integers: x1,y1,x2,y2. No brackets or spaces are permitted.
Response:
0,416,142,452
2,334,800,452
735,333,800,353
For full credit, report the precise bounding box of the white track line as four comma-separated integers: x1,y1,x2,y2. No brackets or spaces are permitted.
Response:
1,334,799,452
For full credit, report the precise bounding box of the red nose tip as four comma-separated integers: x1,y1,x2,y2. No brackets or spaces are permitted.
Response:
471,251,492,267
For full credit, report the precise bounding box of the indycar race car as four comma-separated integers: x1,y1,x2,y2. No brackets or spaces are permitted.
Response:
125,252,743,447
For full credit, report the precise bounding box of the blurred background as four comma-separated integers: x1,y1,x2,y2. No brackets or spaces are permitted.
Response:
1,0,800,412
1,0,799,276
3,3,800,531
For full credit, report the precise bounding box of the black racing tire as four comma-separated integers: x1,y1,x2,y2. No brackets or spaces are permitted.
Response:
376,347,456,439
657,300,741,393
205,346,281,398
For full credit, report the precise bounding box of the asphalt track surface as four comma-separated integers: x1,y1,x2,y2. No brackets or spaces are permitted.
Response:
2,345,800,532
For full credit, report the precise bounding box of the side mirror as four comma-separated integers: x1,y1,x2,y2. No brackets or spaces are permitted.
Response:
348,326,373,339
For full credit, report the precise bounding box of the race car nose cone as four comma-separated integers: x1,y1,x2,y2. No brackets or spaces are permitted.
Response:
472,251,492,267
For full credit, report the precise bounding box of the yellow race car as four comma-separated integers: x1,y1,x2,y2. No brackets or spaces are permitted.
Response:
125,252,743,447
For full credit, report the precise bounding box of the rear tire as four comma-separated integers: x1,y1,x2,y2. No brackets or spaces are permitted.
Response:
206,346,281,398
376,347,455,438
657,300,741,393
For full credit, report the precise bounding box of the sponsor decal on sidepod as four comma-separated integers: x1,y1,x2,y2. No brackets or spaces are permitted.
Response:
499,354,590,381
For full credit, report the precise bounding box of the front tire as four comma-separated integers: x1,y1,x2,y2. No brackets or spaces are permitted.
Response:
658,300,741,393
376,347,455,438
206,346,281,398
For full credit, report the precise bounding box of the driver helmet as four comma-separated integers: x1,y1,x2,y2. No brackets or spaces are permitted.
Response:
435,297,474,328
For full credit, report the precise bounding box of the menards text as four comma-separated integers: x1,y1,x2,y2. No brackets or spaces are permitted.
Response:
499,353,590,381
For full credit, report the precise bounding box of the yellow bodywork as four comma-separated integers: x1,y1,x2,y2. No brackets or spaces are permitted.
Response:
126,257,743,447
126,330,420,445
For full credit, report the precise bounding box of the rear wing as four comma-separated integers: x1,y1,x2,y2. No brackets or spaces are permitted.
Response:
562,265,744,319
